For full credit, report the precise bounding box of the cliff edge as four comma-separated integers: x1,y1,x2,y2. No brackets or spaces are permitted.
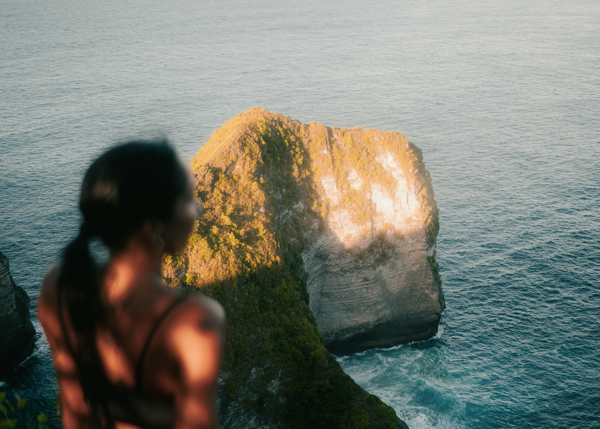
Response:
164,107,442,428
0,250,36,379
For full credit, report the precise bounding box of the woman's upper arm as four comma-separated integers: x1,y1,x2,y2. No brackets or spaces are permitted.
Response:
38,265,92,429
171,299,225,429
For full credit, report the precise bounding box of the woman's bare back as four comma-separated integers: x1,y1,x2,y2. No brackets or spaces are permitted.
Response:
39,263,225,429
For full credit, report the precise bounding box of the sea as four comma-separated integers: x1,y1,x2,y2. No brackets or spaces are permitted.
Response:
1,0,599,428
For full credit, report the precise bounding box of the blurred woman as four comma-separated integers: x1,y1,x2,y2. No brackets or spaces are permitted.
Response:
38,140,225,429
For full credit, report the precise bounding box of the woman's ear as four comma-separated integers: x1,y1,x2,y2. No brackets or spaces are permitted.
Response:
143,220,166,255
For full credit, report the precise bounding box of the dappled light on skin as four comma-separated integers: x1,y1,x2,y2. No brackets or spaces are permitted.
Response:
177,395,214,429
38,283,91,427
38,142,224,429
41,264,225,429
116,421,144,429
96,330,137,387
172,319,222,384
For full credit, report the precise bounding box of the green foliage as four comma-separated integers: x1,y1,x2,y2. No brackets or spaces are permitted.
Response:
0,393,60,429
164,108,405,428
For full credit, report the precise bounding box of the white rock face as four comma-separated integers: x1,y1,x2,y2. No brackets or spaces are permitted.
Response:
302,129,443,353
184,108,443,355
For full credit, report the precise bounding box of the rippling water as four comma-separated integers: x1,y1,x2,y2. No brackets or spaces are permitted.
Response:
1,0,599,427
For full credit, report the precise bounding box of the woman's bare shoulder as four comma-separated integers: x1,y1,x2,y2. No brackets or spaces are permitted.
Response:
176,293,226,333
190,293,225,320
161,293,225,389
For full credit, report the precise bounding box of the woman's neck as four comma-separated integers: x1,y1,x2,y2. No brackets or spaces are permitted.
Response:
102,240,163,304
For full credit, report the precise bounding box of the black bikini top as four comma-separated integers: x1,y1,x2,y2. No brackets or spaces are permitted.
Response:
102,294,188,429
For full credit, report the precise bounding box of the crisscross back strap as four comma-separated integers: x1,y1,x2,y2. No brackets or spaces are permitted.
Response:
136,294,188,390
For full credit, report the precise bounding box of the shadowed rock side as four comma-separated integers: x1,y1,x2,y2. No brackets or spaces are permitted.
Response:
0,251,36,379
164,108,409,428
299,116,444,355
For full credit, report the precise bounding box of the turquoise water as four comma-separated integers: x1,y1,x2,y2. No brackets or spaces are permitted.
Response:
1,1,599,427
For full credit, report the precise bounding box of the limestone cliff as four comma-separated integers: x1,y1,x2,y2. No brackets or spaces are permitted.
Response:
164,107,442,428
299,118,444,354
0,250,36,379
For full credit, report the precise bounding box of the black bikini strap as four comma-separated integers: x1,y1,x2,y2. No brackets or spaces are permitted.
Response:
136,294,188,390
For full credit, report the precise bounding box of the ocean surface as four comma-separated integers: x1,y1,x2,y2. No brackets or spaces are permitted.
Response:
1,0,599,427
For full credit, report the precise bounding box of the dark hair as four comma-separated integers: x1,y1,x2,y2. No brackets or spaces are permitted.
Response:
57,140,188,427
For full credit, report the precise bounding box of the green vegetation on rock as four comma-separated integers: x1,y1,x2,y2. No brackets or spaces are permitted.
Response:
0,392,61,429
164,108,429,428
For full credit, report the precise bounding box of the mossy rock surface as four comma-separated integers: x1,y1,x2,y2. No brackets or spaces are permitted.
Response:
0,250,36,380
165,108,411,429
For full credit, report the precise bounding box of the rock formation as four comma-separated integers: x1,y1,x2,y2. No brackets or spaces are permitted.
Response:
0,250,36,379
164,107,443,428
299,118,444,354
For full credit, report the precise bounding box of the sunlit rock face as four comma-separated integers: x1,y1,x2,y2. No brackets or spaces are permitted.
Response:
298,123,444,354
0,251,35,379
165,108,413,428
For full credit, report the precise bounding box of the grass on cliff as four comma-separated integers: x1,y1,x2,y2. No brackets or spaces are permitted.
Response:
1,109,436,429
0,392,60,429
164,108,407,428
